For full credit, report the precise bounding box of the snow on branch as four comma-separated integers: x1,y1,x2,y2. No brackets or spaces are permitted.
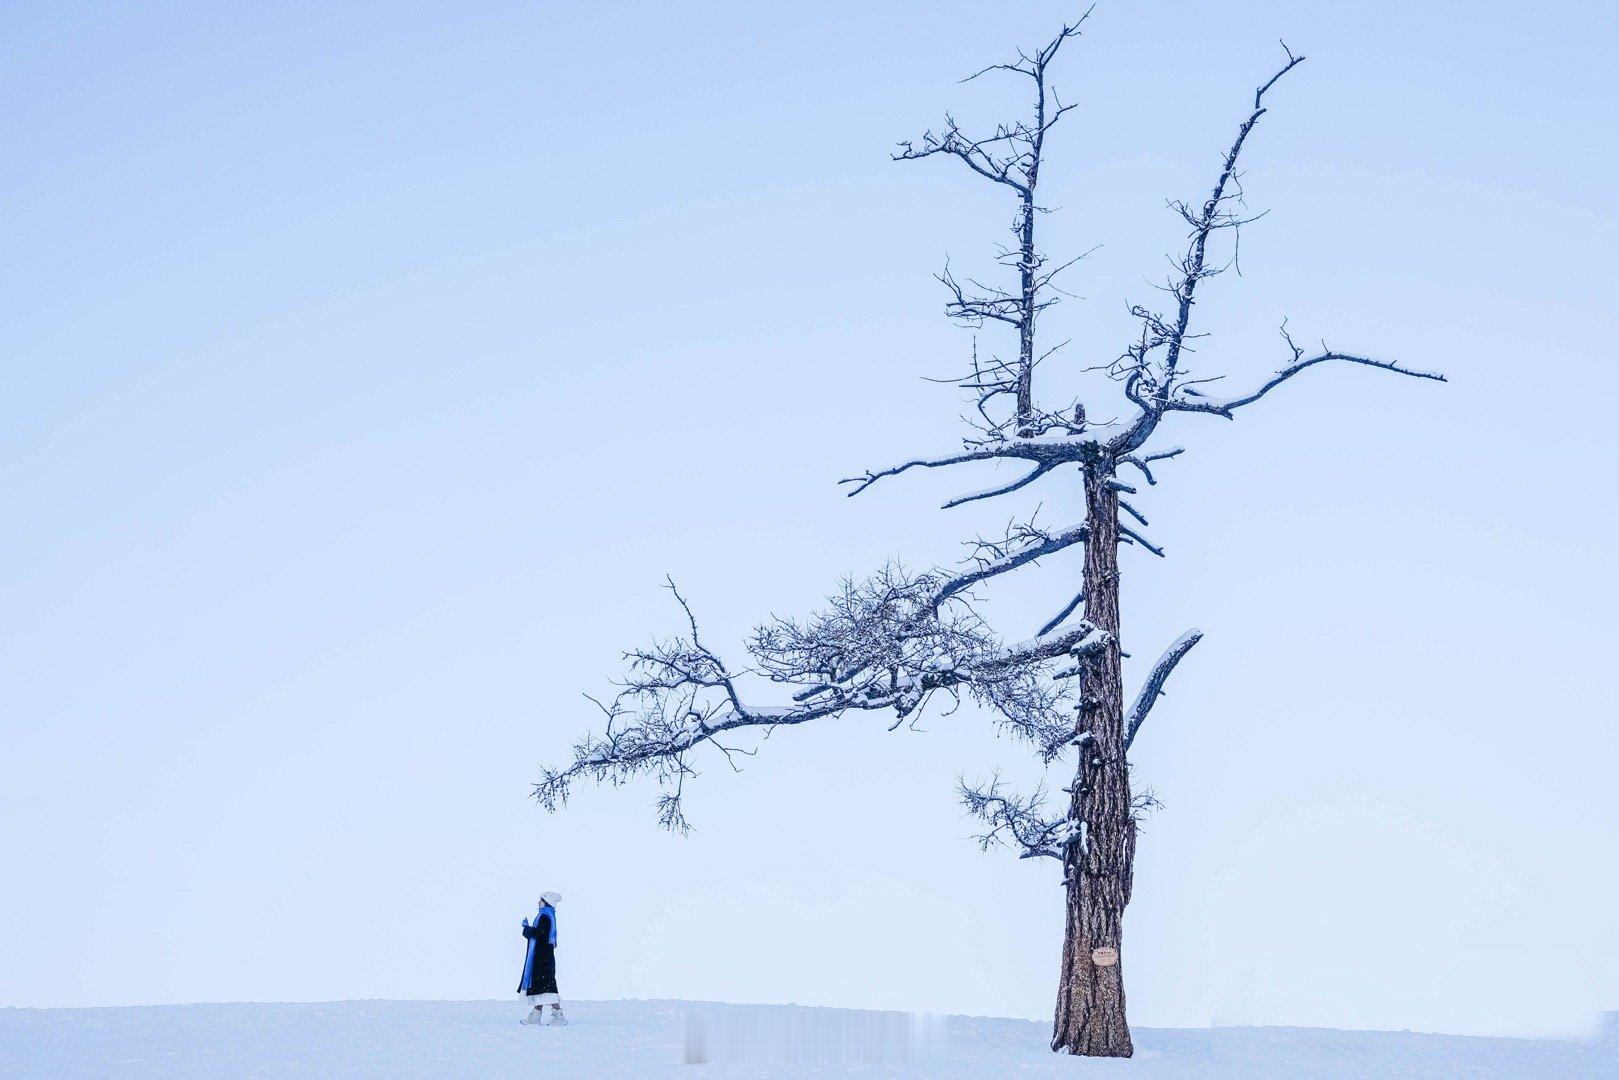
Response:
1119,524,1165,558
537,567,1108,829
840,430,1112,503
1037,589,1086,637
942,462,1061,509
959,775,1083,862
1120,447,1183,486
935,517,1089,609
839,445,1017,498
1124,629,1203,751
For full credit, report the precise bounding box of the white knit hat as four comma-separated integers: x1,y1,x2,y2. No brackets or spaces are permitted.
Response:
540,891,562,905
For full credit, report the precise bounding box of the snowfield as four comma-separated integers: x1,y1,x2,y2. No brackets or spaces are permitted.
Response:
3,999,1614,1079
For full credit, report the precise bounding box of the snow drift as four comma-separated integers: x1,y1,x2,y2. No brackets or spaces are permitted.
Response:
2,998,1613,1078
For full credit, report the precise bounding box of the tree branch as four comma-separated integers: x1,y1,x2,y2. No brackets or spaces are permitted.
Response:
1109,46,1308,456
959,775,1082,862
1037,589,1086,637
840,429,1115,500
896,13,1092,441
934,520,1089,609
1167,349,1447,418
941,461,1061,509
538,573,1108,826
1124,629,1203,751
1118,524,1164,558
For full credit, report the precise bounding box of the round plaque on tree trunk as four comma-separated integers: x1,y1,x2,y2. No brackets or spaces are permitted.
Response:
1091,947,1119,967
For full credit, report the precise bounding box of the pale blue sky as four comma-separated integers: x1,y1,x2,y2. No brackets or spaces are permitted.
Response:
3,0,1616,1038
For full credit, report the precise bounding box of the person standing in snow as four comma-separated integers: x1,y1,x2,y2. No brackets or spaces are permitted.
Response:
518,891,565,1025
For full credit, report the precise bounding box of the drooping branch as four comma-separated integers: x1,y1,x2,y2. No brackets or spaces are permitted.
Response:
538,566,1110,826
1124,629,1203,751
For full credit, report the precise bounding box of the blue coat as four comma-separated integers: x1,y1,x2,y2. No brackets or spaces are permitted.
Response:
518,905,558,996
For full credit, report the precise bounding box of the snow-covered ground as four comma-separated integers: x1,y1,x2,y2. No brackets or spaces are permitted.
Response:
3,999,1613,1079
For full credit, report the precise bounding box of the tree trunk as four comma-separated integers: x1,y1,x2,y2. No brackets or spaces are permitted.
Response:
1014,190,1036,432
1051,466,1134,1057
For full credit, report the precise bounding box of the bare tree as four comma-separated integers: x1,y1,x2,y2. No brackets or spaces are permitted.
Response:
535,13,1443,1058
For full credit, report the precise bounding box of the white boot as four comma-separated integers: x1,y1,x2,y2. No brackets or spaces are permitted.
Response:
520,1001,546,1025
549,1006,568,1027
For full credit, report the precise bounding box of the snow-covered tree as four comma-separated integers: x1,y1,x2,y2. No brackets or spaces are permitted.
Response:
536,14,1443,1057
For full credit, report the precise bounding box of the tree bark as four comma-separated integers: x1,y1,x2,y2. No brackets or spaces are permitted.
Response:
1051,466,1134,1057
1015,190,1036,432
